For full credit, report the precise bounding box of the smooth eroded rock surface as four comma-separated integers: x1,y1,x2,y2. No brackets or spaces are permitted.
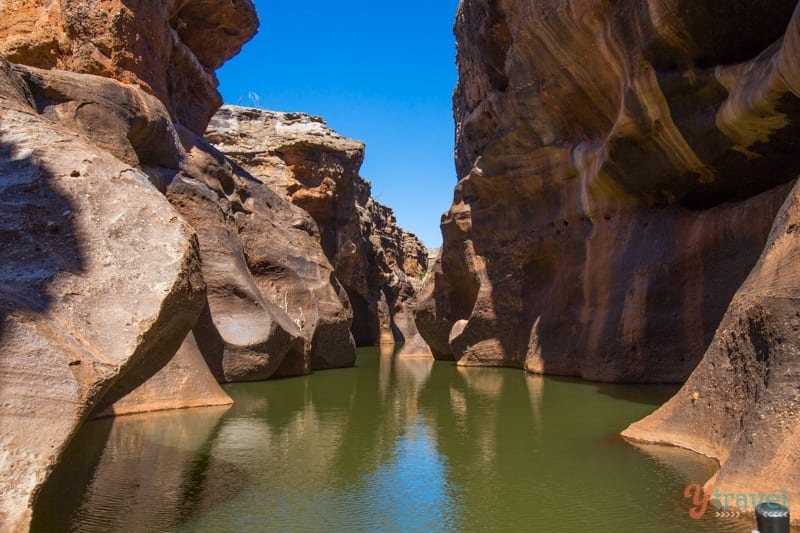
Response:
170,126,356,379
418,0,800,381
97,332,233,418
623,176,800,522
207,106,429,350
0,60,205,531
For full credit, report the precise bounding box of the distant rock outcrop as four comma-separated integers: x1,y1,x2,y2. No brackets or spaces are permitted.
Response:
207,106,429,349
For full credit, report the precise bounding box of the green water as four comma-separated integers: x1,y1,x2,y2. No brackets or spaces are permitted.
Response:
33,346,752,532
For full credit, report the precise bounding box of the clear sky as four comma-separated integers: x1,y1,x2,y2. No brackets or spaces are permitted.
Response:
217,0,461,248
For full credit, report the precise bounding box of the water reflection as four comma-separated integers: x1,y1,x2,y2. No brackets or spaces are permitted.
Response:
34,348,750,532
33,406,234,532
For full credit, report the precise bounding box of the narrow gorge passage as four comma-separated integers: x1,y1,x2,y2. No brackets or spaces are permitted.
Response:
2,0,800,531
32,347,748,533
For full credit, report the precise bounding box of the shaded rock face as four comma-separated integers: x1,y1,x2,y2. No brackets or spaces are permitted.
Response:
623,176,800,521
96,333,233,418
207,106,429,348
419,0,800,382
0,60,206,531
0,0,258,133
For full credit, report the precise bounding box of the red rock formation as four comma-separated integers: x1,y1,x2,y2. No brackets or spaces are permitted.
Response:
418,0,800,382
0,0,258,133
623,4,800,521
425,0,800,521
169,126,356,377
623,176,800,523
0,60,206,530
207,106,429,348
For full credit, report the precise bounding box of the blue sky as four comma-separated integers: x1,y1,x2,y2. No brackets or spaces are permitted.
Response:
217,0,461,248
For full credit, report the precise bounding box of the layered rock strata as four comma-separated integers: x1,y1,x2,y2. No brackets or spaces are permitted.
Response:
207,106,428,348
418,0,800,383
0,0,258,133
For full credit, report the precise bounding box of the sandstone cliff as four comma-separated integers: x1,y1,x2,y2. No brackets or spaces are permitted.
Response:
0,59,208,530
421,0,800,522
419,0,800,381
623,176,800,518
207,106,429,350
0,0,258,134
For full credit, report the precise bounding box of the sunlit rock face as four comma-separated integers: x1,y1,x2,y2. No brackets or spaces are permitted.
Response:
207,106,429,349
418,0,800,382
0,59,206,531
168,126,356,377
0,0,258,133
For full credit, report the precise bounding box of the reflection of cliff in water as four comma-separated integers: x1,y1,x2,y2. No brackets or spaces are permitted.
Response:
34,348,748,532
32,406,235,532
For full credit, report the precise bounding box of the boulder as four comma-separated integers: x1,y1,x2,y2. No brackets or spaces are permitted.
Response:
0,60,205,531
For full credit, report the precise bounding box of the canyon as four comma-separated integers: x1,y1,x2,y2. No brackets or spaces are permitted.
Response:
1,0,800,529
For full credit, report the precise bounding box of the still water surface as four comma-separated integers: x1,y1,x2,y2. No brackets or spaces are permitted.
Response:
34,346,751,532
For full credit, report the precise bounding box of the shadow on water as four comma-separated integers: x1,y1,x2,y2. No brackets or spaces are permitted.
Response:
31,406,245,533
547,376,681,407
29,419,113,532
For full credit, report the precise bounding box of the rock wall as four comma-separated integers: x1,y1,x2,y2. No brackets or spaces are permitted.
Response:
207,106,429,348
0,0,258,134
623,175,800,521
622,2,800,520
168,125,356,377
0,0,361,528
425,0,800,521
418,0,800,383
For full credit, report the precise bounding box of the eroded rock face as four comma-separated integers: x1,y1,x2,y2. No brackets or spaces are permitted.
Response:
96,333,233,418
418,0,800,382
168,126,356,378
0,0,258,133
623,176,800,521
0,60,206,531
207,106,429,348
